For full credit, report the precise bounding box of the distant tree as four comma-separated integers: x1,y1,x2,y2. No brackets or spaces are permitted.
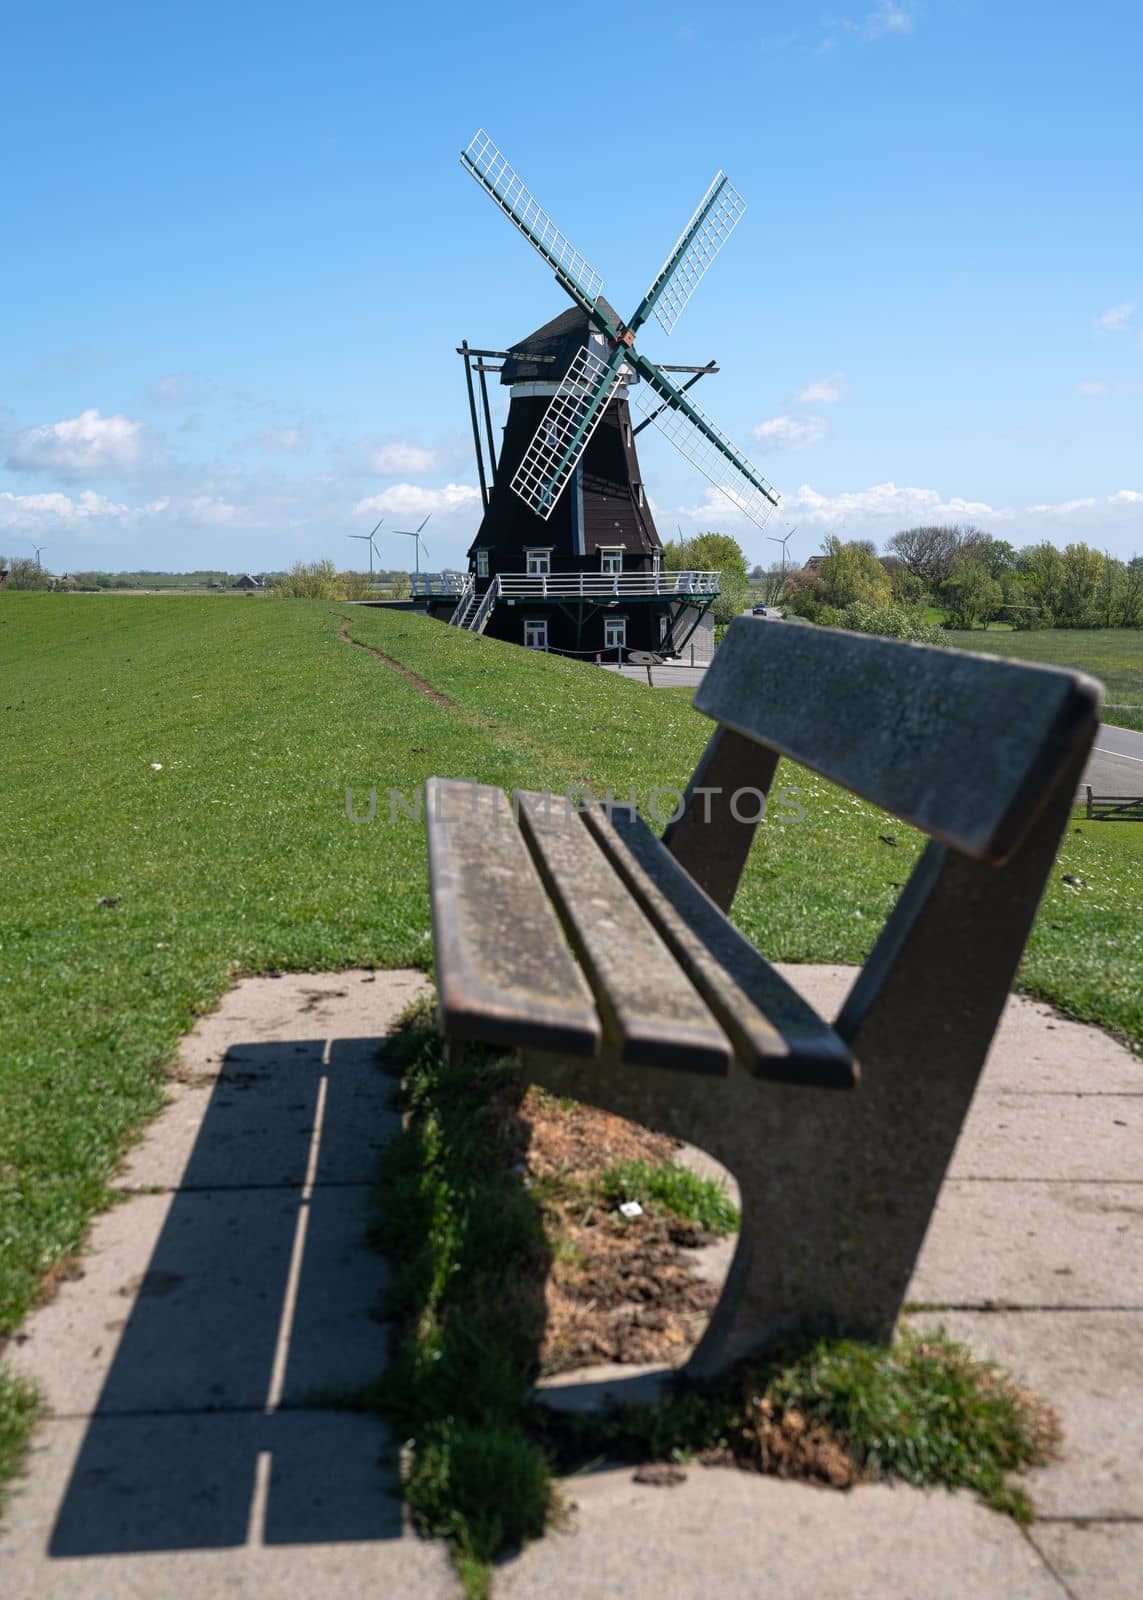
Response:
0,556,51,590
941,557,1003,629
1017,542,1066,624
1121,557,1143,628
887,525,963,587
389,572,412,600
815,535,893,609
662,532,748,581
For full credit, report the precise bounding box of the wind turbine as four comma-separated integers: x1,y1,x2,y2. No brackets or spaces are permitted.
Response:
30,542,47,571
767,523,797,578
392,514,432,577
349,518,384,576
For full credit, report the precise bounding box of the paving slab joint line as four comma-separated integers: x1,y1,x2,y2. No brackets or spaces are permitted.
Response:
1022,1526,1083,1600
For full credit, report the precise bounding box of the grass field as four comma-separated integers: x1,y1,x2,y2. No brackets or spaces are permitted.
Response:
1,595,1141,1499
944,627,1143,733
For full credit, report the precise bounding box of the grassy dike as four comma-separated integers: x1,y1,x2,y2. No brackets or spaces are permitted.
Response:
1,593,1138,1528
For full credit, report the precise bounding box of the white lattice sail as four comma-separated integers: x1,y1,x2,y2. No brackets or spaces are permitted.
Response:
636,384,779,530
511,347,624,518
461,130,604,307
643,173,746,336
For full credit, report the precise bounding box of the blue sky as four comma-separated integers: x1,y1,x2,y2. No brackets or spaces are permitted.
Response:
3,0,1141,575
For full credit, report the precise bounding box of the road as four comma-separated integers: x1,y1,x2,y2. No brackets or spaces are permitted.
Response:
602,663,1143,798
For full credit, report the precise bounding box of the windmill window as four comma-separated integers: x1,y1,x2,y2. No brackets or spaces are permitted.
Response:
476,550,489,577
604,618,627,650
624,421,633,448
600,548,623,575
635,483,645,508
525,549,551,576
524,619,549,651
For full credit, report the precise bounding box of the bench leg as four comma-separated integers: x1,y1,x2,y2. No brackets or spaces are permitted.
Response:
522,750,1086,1380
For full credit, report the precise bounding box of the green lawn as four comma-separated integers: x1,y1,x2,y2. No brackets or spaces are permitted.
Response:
1,595,1141,1497
945,627,1143,733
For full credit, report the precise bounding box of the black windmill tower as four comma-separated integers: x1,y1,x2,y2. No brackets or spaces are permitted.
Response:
450,130,781,657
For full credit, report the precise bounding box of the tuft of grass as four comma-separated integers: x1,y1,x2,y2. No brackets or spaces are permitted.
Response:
760,1328,1060,1518
0,1372,42,1522
596,1158,740,1234
369,1006,552,1595
541,1327,1059,1522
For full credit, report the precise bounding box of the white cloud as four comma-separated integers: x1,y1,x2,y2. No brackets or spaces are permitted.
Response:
239,426,310,455
821,2,913,48
146,372,217,408
1076,378,1141,397
862,2,913,37
351,482,481,519
784,480,1011,525
1096,301,1135,333
5,409,149,478
365,440,438,475
1110,489,1143,504
795,373,846,405
0,488,170,543
1027,496,1099,517
752,414,829,451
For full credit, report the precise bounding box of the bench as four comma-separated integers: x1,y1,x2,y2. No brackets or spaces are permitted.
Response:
1085,785,1143,822
425,617,1102,1377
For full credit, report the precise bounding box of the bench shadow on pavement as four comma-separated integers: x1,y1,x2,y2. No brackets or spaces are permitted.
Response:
49,1034,405,1554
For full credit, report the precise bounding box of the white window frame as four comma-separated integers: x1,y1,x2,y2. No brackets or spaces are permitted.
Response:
524,618,549,651
624,420,633,448
604,617,627,650
476,549,488,578
525,549,551,576
635,482,645,508
600,547,623,575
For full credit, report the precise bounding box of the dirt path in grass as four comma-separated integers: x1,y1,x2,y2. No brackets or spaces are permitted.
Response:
334,619,456,708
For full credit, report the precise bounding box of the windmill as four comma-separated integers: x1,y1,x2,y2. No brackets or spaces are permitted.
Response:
451,130,781,658
31,542,47,572
392,514,432,578
349,518,384,576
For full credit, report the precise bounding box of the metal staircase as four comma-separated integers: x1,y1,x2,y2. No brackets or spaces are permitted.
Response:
447,574,500,633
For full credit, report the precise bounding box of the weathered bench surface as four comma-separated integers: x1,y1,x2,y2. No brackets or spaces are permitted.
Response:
426,776,856,1088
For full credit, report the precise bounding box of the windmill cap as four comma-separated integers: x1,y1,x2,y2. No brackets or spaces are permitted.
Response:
500,299,626,384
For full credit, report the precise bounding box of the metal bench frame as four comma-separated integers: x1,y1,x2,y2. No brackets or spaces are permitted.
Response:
426,618,1101,1377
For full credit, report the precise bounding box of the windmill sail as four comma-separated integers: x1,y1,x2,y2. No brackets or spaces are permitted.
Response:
635,365,779,530
511,345,626,518
631,173,746,337
461,131,604,310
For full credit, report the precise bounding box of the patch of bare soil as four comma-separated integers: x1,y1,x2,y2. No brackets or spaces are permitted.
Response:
520,1089,722,1375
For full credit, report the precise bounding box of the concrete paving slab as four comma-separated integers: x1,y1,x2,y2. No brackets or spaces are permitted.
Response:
904,1311,1143,1519
1029,1520,1143,1600
7,1186,385,1415
0,1413,456,1597
948,1094,1143,1181
777,964,1143,1095
908,1180,1143,1309
114,1035,400,1191
494,1467,1067,1600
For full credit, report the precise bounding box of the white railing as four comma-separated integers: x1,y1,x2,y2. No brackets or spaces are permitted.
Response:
411,573,465,598
496,570,721,599
447,573,475,624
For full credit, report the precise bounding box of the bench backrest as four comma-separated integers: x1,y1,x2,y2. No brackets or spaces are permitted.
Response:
694,619,1102,863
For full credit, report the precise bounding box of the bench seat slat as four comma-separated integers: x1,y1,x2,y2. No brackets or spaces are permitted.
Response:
516,791,733,1075
584,807,857,1089
695,619,1102,863
426,779,601,1057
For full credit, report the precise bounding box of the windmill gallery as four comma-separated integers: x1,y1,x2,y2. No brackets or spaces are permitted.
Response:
410,131,783,660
